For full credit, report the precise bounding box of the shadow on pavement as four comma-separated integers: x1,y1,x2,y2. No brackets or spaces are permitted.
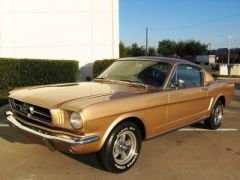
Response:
190,122,206,129
0,104,9,123
64,152,105,171
233,95,240,101
0,126,34,144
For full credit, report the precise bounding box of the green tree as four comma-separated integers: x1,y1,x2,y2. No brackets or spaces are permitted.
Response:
157,40,177,56
176,41,186,58
157,39,207,59
119,41,128,58
147,47,156,56
128,43,145,57
184,40,208,60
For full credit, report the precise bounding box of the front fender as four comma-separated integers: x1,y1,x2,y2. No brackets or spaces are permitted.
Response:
100,113,148,149
83,113,148,153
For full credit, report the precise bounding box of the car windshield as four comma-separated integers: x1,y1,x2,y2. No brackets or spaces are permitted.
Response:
97,60,173,87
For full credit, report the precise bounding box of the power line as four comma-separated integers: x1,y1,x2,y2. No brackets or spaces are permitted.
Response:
123,13,240,46
210,39,240,43
211,42,239,45
158,12,240,32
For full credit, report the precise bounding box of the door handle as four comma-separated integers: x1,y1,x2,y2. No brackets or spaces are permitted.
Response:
202,87,208,91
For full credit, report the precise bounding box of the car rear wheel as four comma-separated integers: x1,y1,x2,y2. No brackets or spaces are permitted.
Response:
97,122,142,173
204,100,224,130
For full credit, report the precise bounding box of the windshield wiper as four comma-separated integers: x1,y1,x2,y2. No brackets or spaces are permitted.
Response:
94,77,113,81
94,77,116,83
118,79,149,88
119,79,141,83
94,77,105,80
94,78,151,89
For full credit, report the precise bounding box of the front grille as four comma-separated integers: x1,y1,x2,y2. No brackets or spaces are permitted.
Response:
9,98,52,126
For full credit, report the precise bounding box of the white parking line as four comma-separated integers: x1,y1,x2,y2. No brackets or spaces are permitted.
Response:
179,128,238,132
225,110,240,115
0,124,9,127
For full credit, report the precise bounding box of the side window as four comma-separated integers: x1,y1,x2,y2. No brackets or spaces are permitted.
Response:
137,62,172,87
169,64,203,89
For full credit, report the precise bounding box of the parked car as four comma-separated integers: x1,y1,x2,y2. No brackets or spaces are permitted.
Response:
211,63,220,71
6,57,235,173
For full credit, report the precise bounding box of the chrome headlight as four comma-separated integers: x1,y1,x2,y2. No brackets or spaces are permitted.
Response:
70,112,83,130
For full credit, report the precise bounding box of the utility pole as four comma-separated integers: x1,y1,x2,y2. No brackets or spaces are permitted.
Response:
223,34,235,64
145,28,148,56
208,43,212,54
227,36,233,65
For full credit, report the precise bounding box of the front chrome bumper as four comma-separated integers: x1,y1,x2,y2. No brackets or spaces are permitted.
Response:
6,111,100,145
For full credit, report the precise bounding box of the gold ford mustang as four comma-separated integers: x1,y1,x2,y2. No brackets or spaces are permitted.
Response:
6,57,235,173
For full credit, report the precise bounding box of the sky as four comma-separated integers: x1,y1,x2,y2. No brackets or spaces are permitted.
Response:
119,0,240,49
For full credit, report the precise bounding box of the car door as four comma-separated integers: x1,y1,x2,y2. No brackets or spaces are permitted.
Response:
166,64,211,128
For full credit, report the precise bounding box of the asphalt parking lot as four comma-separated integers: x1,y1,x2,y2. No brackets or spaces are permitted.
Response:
0,96,239,180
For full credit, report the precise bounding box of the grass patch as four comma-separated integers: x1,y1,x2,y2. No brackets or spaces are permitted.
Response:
0,90,9,106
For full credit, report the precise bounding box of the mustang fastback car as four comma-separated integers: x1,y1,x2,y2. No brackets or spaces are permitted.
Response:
6,57,235,173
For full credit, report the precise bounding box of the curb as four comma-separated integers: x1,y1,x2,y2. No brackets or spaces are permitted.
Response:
217,78,240,83
217,77,240,80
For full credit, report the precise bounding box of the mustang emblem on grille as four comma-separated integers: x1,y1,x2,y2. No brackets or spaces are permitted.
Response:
29,107,34,114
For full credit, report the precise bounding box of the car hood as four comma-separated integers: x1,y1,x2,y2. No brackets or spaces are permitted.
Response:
9,82,148,110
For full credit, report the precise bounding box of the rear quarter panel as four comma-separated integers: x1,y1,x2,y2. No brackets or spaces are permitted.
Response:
207,80,235,111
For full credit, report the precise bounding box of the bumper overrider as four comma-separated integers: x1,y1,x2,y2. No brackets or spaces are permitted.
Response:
6,111,100,153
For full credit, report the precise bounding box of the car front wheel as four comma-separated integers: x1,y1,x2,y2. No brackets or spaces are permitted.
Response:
97,122,142,173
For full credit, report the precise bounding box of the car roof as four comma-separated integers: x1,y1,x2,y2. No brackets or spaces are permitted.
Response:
119,56,196,65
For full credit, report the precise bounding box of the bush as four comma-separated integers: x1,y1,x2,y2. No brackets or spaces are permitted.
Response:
0,58,79,90
93,59,116,78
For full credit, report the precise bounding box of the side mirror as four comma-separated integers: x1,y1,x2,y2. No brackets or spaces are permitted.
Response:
169,81,178,89
178,79,185,88
169,79,185,89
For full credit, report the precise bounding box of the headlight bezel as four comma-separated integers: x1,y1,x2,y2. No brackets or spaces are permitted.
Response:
70,112,83,130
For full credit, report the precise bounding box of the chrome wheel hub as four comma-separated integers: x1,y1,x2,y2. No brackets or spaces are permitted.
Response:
113,131,137,165
214,105,223,126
